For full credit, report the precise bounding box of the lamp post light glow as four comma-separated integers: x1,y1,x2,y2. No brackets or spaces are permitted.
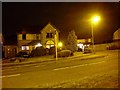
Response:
92,16,100,23
58,42,63,47
58,42,63,50
91,15,100,54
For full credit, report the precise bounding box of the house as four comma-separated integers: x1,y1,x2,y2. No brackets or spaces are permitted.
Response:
17,23,60,53
2,45,18,58
0,33,3,59
77,38,91,50
1,33,18,59
0,33,4,44
113,28,120,49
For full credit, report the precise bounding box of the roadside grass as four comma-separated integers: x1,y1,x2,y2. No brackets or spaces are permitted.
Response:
39,70,118,88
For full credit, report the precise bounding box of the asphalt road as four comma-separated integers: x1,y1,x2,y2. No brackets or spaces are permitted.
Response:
1,50,119,88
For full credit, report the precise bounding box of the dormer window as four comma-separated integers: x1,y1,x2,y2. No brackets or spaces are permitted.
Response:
22,34,26,40
46,33,53,38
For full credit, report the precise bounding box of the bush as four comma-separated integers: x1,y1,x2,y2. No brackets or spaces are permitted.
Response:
49,46,55,55
30,46,46,57
49,46,61,55
54,50,73,58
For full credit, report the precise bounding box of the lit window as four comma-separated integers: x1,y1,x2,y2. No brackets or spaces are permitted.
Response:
51,45,54,47
22,46,29,50
77,43,83,48
46,45,50,49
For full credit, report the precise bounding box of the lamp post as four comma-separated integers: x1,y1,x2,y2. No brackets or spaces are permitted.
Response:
91,16,100,54
54,30,58,60
91,22,95,54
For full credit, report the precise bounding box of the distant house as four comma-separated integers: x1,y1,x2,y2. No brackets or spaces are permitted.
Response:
17,22,60,53
113,28,120,49
77,38,91,51
2,45,18,58
1,33,18,59
77,38,91,44
0,33,4,44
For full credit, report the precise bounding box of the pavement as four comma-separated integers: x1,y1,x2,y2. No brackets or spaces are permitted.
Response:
1,51,108,67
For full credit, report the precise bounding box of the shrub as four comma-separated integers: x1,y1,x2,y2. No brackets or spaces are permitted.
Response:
54,50,73,58
30,46,46,57
49,46,60,55
49,46,55,55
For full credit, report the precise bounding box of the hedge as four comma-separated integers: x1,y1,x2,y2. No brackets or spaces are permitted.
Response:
30,46,46,57
54,50,73,58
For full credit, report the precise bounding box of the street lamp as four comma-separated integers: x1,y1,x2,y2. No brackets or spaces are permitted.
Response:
58,42,62,47
54,30,58,60
91,16,100,54
58,42,63,50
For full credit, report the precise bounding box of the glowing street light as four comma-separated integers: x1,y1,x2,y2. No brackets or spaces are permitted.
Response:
92,16,100,23
91,15,100,53
58,42,63,47
58,42,63,51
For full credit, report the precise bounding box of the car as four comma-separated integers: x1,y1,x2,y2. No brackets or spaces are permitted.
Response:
83,48,92,54
16,51,30,58
78,48,82,52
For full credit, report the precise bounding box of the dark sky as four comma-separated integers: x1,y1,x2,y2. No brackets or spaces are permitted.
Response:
2,2,120,44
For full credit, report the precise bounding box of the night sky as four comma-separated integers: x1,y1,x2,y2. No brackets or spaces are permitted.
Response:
2,2,120,44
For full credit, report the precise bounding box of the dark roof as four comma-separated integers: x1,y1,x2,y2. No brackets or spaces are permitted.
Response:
17,25,44,34
27,40,41,46
47,22,60,32
17,22,60,34
3,42,17,46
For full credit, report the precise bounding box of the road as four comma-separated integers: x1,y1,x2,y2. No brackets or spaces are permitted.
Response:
1,50,119,88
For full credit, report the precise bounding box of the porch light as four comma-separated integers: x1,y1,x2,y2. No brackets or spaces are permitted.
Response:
35,43,42,48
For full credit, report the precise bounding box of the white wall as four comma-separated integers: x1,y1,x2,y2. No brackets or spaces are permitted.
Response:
93,43,114,51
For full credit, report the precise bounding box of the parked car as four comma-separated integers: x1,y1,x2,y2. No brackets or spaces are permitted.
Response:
78,48,82,52
83,48,92,54
16,52,30,58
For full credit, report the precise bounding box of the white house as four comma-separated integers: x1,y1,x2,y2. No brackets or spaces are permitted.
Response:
113,28,120,48
17,22,60,53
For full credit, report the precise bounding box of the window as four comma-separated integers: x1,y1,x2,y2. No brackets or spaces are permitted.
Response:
36,34,39,40
46,33,53,38
46,33,49,38
22,34,26,40
22,46,29,50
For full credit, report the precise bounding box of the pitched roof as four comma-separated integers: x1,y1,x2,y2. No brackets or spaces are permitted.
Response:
47,22,60,32
27,40,41,46
17,22,60,34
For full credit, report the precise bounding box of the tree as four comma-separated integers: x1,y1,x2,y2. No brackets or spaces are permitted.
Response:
67,30,78,52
